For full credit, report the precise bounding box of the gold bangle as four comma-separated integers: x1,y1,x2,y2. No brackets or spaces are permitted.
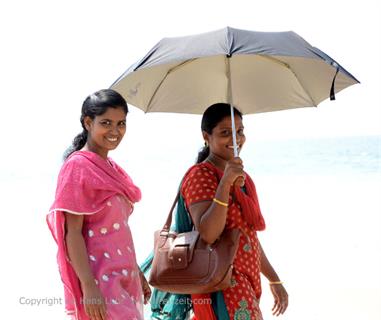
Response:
269,281,283,285
213,198,228,207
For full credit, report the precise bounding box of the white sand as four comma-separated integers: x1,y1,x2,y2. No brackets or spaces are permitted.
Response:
1,168,380,319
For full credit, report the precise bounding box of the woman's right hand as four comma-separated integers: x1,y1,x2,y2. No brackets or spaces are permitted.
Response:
221,157,245,187
82,281,107,320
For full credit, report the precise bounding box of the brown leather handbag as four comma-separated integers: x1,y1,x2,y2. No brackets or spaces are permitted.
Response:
149,192,241,294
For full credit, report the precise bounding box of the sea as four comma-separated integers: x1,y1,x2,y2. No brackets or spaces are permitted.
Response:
1,135,380,319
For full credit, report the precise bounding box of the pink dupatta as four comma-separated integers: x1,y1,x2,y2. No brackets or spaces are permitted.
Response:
46,151,141,319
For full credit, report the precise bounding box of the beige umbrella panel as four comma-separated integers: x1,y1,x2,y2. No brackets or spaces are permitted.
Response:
113,54,356,114
111,27,359,154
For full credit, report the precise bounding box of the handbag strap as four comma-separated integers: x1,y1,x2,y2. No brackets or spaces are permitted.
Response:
162,191,180,231
162,163,208,232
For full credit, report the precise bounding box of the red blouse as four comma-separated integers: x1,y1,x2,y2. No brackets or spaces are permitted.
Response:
181,162,263,320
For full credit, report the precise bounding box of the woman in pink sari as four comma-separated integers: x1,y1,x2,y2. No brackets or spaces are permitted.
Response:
47,89,151,320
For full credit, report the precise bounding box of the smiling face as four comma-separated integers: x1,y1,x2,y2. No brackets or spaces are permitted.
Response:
84,106,127,158
203,114,245,161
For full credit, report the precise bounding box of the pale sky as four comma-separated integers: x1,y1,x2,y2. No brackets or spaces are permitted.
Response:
0,0,380,319
0,0,380,170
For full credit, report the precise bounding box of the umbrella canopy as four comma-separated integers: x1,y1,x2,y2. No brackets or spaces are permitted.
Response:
111,26,359,115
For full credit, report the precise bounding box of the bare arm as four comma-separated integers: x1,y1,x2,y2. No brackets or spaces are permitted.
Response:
188,158,244,244
259,241,281,282
259,241,289,316
65,213,95,286
188,179,231,244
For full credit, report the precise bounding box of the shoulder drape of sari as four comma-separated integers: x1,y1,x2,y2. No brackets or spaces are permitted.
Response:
202,162,265,231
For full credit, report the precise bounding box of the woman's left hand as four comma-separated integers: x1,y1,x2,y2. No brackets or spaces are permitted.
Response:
270,283,288,316
139,271,152,304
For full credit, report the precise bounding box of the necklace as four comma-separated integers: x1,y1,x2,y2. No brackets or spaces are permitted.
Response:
206,157,216,166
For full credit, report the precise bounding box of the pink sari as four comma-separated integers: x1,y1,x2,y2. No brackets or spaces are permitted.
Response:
47,151,143,320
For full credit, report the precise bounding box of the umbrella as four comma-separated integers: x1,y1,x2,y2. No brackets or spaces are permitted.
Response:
111,27,359,155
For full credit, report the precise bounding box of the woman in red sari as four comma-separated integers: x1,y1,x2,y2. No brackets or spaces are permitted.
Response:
180,103,288,319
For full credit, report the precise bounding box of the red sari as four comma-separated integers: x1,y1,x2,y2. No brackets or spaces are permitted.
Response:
180,162,265,320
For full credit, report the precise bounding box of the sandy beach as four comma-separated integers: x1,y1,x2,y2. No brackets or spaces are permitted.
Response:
1,136,380,319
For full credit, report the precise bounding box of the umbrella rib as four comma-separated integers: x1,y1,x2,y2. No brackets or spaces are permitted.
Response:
145,59,198,112
259,55,317,107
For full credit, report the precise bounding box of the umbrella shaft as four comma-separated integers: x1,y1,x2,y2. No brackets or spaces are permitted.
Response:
230,104,238,157
227,56,238,157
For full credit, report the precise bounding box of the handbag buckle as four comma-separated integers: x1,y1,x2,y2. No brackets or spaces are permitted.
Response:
169,245,189,269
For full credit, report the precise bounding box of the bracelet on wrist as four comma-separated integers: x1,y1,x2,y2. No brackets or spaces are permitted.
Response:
269,281,283,285
213,198,228,207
